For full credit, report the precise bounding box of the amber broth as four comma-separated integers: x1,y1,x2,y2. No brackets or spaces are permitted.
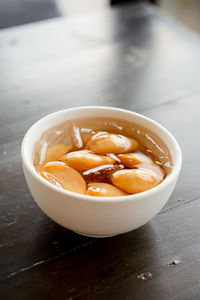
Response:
34,117,172,176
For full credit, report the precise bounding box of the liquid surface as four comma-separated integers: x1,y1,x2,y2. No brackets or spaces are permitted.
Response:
34,117,172,197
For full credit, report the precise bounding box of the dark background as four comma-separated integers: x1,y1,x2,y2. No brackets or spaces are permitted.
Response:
0,0,200,34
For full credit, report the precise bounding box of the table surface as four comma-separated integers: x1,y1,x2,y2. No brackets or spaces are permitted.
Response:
0,2,200,299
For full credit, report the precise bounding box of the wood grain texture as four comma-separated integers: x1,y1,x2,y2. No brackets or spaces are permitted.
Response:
0,2,200,299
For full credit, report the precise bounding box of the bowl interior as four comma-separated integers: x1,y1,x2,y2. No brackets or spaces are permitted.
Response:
21,106,182,200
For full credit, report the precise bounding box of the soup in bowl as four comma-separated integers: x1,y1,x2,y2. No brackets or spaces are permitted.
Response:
21,106,182,237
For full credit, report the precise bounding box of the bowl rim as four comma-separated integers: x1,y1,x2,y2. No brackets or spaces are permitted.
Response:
21,106,182,203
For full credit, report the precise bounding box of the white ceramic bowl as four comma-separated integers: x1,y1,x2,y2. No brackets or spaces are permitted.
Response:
21,106,182,237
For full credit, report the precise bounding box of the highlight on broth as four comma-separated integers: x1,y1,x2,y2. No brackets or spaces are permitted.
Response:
34,118,172,197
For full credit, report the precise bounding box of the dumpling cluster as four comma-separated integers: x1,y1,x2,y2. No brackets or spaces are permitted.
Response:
35,129,165,197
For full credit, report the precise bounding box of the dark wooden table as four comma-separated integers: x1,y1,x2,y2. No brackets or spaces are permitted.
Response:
1,2,200,299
